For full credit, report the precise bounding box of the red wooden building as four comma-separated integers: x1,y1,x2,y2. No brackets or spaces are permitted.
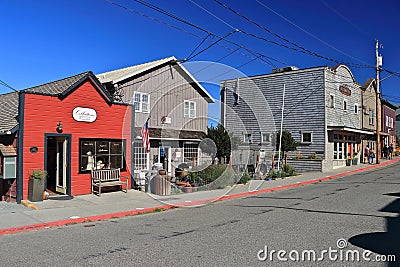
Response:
0,72,134,202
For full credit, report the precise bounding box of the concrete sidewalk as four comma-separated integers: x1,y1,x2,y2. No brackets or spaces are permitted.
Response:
1,157,399,235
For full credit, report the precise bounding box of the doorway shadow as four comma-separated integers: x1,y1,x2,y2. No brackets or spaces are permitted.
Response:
349,192,400,266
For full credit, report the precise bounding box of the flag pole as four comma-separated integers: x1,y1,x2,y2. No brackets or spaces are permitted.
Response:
277,84,285,172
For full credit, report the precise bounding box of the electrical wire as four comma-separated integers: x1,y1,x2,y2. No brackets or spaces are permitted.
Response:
212,0,374,69
0,79,18,92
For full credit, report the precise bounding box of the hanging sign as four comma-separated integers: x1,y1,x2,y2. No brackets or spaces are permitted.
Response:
73,107,97,122
339,85,351,96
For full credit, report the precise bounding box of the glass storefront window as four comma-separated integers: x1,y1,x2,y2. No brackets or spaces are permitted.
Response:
80,139,125,173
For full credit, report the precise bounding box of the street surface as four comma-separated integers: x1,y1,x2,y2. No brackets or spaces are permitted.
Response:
1,162,399,266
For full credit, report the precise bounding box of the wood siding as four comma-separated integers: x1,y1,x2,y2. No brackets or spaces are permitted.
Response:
325,66,361,129
117,64,208,133
22,80,132,199
361,82,378,132
222,68,326,158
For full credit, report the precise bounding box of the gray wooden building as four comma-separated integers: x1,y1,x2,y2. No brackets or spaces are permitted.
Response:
221,65,370,172
97,56,214,176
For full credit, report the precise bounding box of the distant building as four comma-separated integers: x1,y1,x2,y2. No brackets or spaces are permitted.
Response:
396,104,400,143
360,78,379,162
221,65,370,172
381,99,397,151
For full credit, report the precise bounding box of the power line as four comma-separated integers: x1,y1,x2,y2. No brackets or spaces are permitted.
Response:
213,0,373,69
125,0,374,70
185,30,238,61
254,0,372,66
103,0,394,124
104,0,285,70
0,79,18,92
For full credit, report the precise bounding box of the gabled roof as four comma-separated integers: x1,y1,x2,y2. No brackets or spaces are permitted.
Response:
361,78,376,90
96,56,214,103
0,71,112,133
25,71,91,95
382,99,398,111
97,57,175,84
0,92,19,133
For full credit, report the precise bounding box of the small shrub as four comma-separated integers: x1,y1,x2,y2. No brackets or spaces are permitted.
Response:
238,172,252,184
267,169,280,179
29,169,47,180
282,164,297,176
190,165,235,189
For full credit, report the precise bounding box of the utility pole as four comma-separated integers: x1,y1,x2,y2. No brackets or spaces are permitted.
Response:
375,40,382,164
277,84,285,171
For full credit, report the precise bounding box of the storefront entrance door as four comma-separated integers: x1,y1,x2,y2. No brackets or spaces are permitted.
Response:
55,138,67,194
45,134,71,195
159,146,172,176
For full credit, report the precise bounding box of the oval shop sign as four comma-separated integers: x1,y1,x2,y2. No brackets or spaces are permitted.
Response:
73,107,97,123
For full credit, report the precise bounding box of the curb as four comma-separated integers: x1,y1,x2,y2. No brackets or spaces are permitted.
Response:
1,158,399,236
20,200,39,211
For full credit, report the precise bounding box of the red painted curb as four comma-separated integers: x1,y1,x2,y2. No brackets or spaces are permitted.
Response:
1,158,399,236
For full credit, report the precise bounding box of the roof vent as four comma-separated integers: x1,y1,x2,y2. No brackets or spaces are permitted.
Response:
272,66,299,73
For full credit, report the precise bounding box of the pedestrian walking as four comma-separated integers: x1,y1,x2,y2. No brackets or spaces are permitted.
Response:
383,145,389,159
369,148,375,164
389,143,394,159
364,145,370,164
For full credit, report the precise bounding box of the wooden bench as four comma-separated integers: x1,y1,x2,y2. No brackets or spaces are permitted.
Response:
91,168,128,196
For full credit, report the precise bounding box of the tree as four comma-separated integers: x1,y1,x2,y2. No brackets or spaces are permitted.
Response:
201,124,240,164
275,130,299,157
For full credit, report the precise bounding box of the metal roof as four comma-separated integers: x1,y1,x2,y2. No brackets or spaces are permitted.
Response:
96,57,175,84
96,56,214,103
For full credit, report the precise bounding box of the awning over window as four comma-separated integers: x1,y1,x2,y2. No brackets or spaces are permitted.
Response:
0,144,17,157
327,126,374,135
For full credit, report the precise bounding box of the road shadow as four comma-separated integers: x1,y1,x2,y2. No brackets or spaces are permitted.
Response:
349,192,400,266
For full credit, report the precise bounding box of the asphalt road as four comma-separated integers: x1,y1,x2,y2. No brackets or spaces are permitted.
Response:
1,162,399,267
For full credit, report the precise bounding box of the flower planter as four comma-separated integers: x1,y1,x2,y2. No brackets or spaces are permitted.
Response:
182,187,193,193
352,158,358,165
28,178,45,202
346,159,352,166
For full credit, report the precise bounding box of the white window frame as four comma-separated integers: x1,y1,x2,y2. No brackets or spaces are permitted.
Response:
343,100,348,112
184,100,196,118
134,141,149,171
244,133,252,143
329,94,335,108
301,131,313,144
261,133,271,143
134,92,150,113
183,143,199,164
369,109,375,125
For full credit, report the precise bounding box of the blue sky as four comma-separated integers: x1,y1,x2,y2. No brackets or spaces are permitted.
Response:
1,0,399,108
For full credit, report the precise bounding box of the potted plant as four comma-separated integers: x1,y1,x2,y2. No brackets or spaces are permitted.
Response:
28,169,47,202
346,154,352,166
352,152,358,165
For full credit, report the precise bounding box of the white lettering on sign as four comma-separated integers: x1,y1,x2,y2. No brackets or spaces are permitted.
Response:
73,107,97,122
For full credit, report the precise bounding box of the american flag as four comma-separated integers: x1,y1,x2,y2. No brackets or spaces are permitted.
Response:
141,119,150,153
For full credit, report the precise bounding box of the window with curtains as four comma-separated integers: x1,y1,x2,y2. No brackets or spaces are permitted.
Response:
79,139,126,173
